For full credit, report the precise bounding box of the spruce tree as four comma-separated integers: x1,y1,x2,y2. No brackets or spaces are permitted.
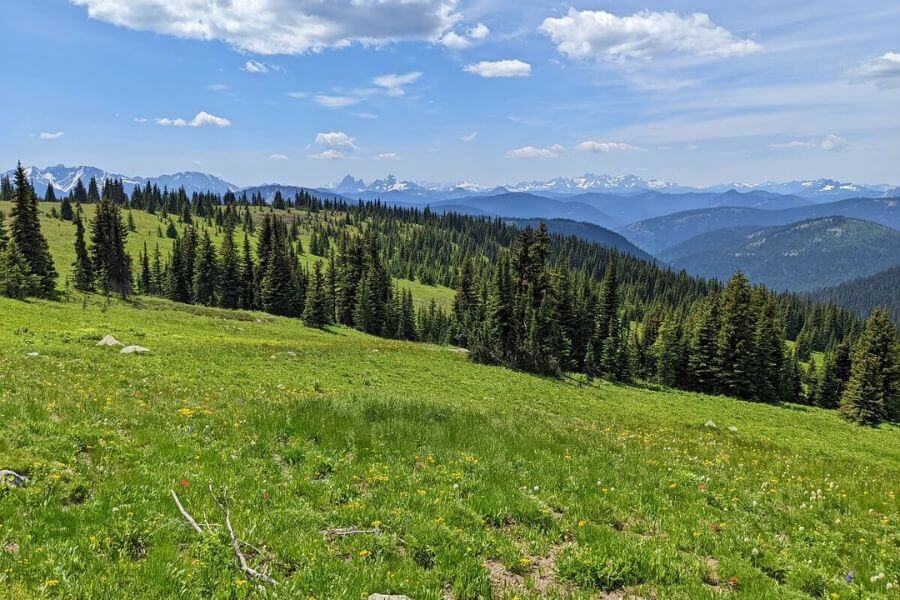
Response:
218,225,241,309
817,343,851,409
303,261,330,328
44,183,57,203
9,163,57,296
0,176,12,202
781,349,804,404
0,239,40,299
754,295,786,403
653,316,686,387
716,272,757,400
452,259,479,346
239,234,255,310
90,196,131,297
688,294,720,393
260,229,296,316
72,214,94,292
139,242,152,294
0,210,7,251
193,230,218,305
840,309,899,425
60,196,74,221
72,178,88,205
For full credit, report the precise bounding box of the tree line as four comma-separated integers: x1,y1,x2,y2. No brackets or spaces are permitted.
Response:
1,165,895,424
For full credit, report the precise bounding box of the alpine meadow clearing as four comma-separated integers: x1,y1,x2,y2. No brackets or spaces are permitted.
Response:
0,295,897,599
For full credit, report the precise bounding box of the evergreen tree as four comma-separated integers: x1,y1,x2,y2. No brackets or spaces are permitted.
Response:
218,225,241,309
451,259,479,346
754,295,786,403
717,272,757,400
0,176,12,202
260,227,296,316
303,261,330,328
139,242,152,294
0,211,7,252
804,358,819,405
818,343,852,409
90,196,131,297
0,239,40,299
781,349,804,404
87,177,100,203
72,178,88,205
60,196,74,221
353,268,381,334
9,163,57,296
653,316,687,387
688,294,720,393
44,183,57,203
239,234,255,310
72,214,94,292
192,230,218,305
840,309,899,425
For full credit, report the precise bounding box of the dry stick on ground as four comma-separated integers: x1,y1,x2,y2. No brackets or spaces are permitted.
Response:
322,527,383,538
208,484,278,586
170,490,203,534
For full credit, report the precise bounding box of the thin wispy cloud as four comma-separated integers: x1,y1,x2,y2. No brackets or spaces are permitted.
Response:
313,94,364,108
373,71,422,96
243,59,281,74
460,132,479,142
39,131,65,140
268,153,289,160
849,52,900,89
506,144,564,158
576,140,641,153
771,134,847,152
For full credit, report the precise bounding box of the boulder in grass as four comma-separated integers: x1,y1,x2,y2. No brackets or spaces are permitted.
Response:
120,345,150,355
97,335,123,347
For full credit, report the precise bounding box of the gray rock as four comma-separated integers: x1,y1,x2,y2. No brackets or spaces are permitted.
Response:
704,420,718,429
120,345,150,355
97,335,123,347
728,425,738,433
0,470,29,488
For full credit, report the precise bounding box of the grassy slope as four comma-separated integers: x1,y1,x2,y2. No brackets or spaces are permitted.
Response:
0,201,455,309
0,296,897,599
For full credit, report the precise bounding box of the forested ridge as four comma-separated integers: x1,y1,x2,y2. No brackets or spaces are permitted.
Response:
1,164,897,424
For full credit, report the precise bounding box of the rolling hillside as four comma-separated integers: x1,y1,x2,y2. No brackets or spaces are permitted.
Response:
809,265,900,324
660,217,900,292
0,295,897,598
430,192,619,228
506,218,653,261
623,198,900,254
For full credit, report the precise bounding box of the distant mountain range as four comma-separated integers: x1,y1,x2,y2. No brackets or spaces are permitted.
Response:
808,265,900,325
660,216,900,292
621,198,900,254
505,218,652,262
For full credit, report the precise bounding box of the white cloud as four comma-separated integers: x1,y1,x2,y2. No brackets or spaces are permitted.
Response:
575,140,641,153
309,150,345,160
460,132,479,142
770,134,847,152
242,59,281,74
505,144,563,158
540,9,761,62
133,117,148,123
373,71,422,96
464,59,531,78
316,131,357,150
39,131,65,140
468,23,489,40
207,83,231,92
440,22,490,49
70,0,461,55
313,94,364,108
377,153,398,160
287,91,310,99
155,111,231,128
269,153,289,160
850,52,900,89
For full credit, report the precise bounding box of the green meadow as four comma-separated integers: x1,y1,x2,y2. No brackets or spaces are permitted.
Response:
0,294,897,599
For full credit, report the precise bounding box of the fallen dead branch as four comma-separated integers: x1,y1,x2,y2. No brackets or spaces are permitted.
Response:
169,485,278,586
0,470,29,488
322,527,383,538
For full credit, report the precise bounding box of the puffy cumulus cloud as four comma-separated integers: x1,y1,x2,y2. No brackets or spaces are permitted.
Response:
464,59,531,78
850,52,900,89
315,131,357,150
540,9,760,62
39,131,65,140
575,140,641,153
440,22,490,49
373,71,422,96
309,149,345,160
70,0,462,55
770,134,847,152
505,144,564,159
155,111,231,127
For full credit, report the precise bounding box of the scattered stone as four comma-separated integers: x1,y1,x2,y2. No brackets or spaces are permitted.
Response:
2,541,18,554
705,420,718,429
368,595,411,600
120,345,150,355
0,470,29,488
728,425,738,433
97,335,123,347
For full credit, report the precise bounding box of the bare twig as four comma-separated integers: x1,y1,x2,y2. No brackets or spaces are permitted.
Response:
209,484,278,586
170,490,203,534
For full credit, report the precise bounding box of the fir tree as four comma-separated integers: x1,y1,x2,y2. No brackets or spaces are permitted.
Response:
239,234,255,310
139,242,152,294
781,349,804,404
840,309,899,425
218,225,241,309
0,176,12,202
653,316,687,387
9,163,57,296
688,294,720,393
87,177,100,203
717,272,757,400
0,239,40,299
818,343,852,409
44,183,57,203
452,259,479,346
0,211,7,252
60,196,74,221
90,196,131,297
192,230,218,305
72,178,88,205
303,261,330,328
260,228,296,317
72,214,94,292
754,295,786,403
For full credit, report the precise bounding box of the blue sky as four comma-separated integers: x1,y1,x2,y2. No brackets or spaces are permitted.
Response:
2,0,899,188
